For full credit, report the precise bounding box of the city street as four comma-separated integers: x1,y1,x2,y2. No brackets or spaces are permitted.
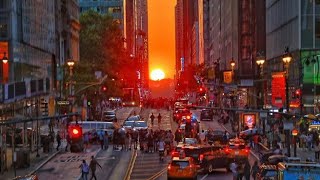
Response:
36,107,138,180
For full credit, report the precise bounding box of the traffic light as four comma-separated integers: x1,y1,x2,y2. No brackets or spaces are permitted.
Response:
87,100,91,107
185,116,192,133
68,124,82,139
198,87,206,96
102,86,107,92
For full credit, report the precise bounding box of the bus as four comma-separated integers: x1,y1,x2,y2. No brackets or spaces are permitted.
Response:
122,87,140,107
70,121,119,139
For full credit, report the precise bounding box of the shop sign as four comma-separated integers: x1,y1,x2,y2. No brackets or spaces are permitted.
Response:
271,72,285,108
57,100,70,105
223,71,233,84
243,114,256,129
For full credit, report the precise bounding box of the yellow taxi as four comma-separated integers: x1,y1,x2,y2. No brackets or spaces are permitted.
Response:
224,137,250,159
167,155,198,180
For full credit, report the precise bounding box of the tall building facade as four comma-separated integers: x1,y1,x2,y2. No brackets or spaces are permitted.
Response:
124,0,149,89
78,0,123,28
205,0,265,109
0,0,79,119
266,0,320,114
175,0,184,76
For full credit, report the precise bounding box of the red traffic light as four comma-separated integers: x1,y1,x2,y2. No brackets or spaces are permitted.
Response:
102,86,107,91
295,89,301,95
199,87,203,92
68,125,82,139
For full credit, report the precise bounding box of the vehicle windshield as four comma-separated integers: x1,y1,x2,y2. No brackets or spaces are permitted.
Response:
134,121,147,127
171,161,189,168
127,116,140,121
123,121,134,127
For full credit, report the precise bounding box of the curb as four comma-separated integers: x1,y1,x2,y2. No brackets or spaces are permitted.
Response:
28,150,60,176
220,123,260,161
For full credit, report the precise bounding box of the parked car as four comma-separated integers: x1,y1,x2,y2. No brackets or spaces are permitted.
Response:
103,110,117,122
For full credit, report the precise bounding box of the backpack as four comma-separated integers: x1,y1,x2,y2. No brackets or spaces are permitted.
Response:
82,163,89,173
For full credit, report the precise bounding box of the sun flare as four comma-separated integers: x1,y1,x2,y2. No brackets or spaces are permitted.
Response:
150,69,165,81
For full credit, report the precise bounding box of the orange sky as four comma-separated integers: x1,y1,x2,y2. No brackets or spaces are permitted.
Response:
148,0,176,79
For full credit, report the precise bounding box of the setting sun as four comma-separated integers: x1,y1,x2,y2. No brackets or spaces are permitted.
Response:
150,69,165,81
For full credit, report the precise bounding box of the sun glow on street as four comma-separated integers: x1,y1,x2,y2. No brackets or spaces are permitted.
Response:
150,69,165,81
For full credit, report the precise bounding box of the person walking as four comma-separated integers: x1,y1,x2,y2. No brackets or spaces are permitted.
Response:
230,159,238,180
251,161,259,180
237,161,245,180
150,113,155,126
56,131,61,151
103,132,109,150
99,132,104,150
244,160,251,180
315,142,320,161
157,113,162,127
89,156,102,180
79,160,89,180
199,130,206,144
65,133,71,152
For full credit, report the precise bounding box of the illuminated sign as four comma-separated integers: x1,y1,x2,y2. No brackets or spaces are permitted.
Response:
271,72,285,108
243,114,256,129
223,71,233,84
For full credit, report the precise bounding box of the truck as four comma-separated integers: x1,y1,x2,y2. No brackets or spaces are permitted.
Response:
277,162,320,180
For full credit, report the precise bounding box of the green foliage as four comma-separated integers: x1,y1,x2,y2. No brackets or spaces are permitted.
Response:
75,9,138,100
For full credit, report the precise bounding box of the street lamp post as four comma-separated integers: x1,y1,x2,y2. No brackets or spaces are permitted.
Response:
256,53,265,133
230,59,237,131
67,59,75,113
282,47,292,157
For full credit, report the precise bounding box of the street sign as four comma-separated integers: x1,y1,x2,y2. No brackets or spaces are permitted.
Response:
57,101,70,105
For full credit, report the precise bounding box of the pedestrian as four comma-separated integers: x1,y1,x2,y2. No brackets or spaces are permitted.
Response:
84,133,89,151
65,133,71,152
199,130,206,144
237,161,244,180
56,131,61,151
244,160,251,180
79,160,89,180
251,161,259,180
150,113,155,126
89,156,102,180
157,113,162,127
230,159,238,180
103,132,109,150
315,142,320,161
99,132,104,150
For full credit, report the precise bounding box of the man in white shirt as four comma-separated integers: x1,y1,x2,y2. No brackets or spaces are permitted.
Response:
199,130,206,144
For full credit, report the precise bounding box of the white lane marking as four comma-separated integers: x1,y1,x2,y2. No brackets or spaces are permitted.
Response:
200,174,209,180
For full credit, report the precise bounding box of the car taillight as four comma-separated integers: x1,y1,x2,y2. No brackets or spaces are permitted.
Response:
245,147,250,153
225,148,230,154
168,164,172,170
189,164,194,168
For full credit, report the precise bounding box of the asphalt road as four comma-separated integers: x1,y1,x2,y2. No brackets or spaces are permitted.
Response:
36,107,139,180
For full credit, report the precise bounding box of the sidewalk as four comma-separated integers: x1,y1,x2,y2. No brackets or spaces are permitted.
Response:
1,140,67,180
215,115,315,161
